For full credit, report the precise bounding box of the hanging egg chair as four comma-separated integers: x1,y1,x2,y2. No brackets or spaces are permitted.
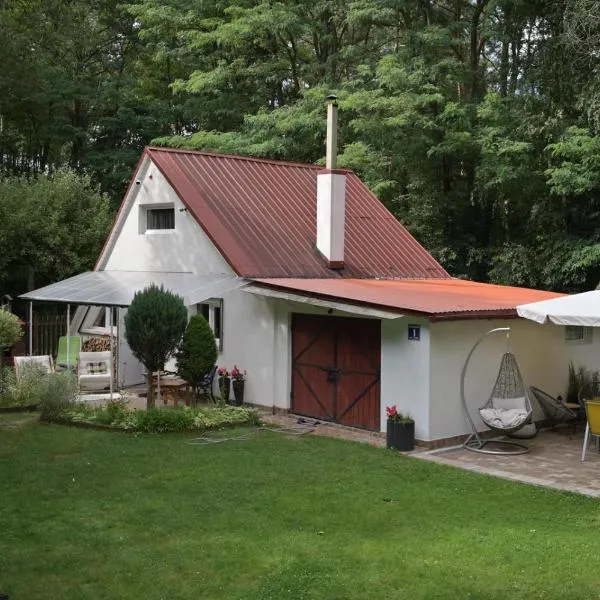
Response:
460,327,533,455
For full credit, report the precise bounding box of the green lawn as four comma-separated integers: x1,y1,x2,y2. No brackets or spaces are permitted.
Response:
1,413,600,599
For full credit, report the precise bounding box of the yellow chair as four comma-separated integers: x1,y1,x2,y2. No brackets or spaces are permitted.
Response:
581,399,600,461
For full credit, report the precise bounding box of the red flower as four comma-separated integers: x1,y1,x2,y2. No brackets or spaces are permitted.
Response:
386,405,413,424
231,365,246,381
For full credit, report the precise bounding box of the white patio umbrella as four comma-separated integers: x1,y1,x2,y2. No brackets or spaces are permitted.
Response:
516,290,600,327
518,289,600,462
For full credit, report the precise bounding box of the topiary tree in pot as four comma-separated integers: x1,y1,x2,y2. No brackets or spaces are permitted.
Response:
124,284,187,409
176,314,217,404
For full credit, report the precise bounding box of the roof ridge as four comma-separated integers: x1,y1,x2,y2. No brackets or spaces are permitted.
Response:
146,146,354,173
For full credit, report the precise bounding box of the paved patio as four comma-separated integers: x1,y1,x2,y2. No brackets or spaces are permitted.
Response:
415,426,600,497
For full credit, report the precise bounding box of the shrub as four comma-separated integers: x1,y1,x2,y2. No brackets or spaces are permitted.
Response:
102,398,131,424
0,309,22,370
37,372,78,421
176,314,217,401
124,285,188,409
0,309,22,348
566,362,599,404
0,364,58,408
0,367,19,407
64,398,137,429
134,408,195,433
60,403,259,433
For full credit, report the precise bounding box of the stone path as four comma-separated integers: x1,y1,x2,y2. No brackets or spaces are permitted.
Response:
259,412,387,447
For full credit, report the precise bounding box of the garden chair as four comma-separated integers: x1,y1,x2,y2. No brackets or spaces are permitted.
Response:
78,351,112,392
199,365,217,403
578,379,600,427
56,336,81,372
529,386,578,430
581,400,600,461
14,355,54,381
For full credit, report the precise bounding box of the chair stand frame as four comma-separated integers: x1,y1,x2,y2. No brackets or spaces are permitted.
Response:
464,432,529,456
461,327,531,456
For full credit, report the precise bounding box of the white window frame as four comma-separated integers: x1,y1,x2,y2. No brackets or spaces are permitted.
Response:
565,326,593,345
139,203,175,234
197,299,223,351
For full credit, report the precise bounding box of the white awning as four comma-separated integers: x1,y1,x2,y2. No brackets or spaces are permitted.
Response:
244,284,404,319
20,271,247,307
517,290,600,326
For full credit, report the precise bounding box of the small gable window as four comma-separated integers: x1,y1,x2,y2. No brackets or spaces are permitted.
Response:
147,207,175,230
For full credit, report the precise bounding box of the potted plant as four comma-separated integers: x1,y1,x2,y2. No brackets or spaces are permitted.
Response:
386,405,415,451
230,366,246,406
217,367,230,404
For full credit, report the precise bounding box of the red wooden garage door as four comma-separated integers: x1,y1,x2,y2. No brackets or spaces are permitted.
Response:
291,314,381,431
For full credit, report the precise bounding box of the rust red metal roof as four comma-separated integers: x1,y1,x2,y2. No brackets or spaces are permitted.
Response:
146,147,450,279
251,278,564,320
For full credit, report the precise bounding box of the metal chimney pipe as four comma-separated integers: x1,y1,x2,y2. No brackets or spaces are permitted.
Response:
325,95,338,170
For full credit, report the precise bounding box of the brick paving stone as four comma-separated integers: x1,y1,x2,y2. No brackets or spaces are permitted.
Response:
414,427,600,497
260,411,387,447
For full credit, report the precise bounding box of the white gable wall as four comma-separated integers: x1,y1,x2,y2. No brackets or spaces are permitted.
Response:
90,158,235,387
101,158,232,275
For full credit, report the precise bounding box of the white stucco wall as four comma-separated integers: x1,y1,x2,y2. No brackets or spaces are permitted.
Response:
427,318,600,442
213,289,281,407
228,296,398,412
562,327,600,377
381,318,430,438
101,158,232,275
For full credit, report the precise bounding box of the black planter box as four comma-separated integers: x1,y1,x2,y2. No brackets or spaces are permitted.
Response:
386,420,415,451
231,380,244,406
218,376,230,402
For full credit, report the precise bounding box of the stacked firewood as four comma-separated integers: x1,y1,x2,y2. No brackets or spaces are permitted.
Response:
82,337,112,352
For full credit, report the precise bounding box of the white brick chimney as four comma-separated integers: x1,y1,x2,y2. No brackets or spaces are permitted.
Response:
316,95,346,270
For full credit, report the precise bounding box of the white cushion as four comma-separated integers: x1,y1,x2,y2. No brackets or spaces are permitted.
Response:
491,396,527,411
78,351,112,391
480,407,528,429
79,373,111,391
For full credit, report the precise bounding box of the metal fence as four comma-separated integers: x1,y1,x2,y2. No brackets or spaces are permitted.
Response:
30,313,67,357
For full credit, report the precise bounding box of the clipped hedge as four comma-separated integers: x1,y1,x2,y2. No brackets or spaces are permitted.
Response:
57,400,260,433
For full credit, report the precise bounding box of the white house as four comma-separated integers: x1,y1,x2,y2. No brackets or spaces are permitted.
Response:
21,102,600,445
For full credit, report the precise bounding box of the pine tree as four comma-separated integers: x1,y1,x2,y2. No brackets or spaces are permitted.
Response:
176,314,218,403
124,285,187,409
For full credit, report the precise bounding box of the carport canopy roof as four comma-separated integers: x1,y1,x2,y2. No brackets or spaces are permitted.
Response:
19,271,247,307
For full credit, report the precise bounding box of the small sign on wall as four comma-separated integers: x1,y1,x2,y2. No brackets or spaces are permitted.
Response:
408,324,420,341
